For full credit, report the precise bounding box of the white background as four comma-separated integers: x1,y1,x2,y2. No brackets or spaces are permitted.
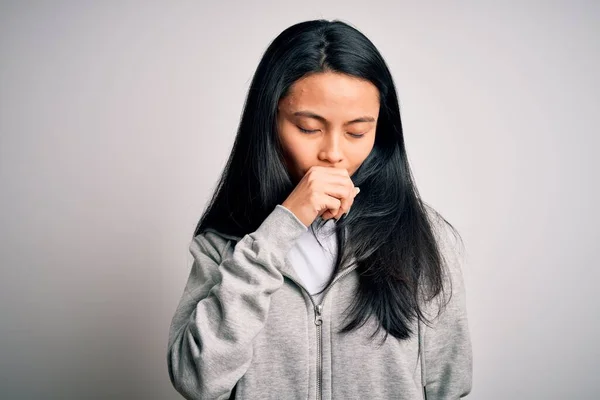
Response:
1,1,598,398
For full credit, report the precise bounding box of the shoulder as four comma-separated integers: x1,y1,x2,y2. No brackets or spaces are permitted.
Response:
423,204,465,262
422,204,468,315
189,229,237,264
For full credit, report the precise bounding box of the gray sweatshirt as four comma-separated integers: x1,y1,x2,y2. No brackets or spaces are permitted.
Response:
167,204,473,399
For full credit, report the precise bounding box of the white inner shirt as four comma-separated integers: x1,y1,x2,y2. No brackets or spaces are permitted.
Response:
286,216,338,304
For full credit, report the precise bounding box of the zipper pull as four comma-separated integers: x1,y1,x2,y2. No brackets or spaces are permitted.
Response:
314,304,323,326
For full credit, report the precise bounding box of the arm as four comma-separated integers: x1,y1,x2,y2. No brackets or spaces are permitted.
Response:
423,216,473,399
166,205,307,399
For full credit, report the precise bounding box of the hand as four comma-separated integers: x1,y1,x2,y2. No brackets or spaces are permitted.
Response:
281,166,360,227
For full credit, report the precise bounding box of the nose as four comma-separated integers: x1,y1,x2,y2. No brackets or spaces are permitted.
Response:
318,132,343,164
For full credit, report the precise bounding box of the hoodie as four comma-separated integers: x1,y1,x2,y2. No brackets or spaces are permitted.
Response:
167,204,473,399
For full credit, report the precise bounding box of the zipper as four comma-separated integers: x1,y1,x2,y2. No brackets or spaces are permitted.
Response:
314,304,323,400
282,264,358,400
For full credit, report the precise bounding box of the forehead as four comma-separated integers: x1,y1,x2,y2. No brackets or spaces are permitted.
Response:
279,72,380,115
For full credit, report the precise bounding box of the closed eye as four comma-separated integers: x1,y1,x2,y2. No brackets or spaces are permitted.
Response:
297,126,365,138
298,127,319,134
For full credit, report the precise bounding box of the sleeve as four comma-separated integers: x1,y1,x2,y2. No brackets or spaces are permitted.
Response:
166,205,308,400
422,216,473,399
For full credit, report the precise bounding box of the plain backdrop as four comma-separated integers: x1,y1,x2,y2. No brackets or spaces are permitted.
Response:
1,1,598,399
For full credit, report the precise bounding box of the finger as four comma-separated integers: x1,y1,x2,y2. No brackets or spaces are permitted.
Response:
320,195,342,220
314,165,350,177
326,177,356,220
319,181,350,220
334,186,360,220
324,182,355,220
333,185,355,220
310,167,352,219
320,179,353,203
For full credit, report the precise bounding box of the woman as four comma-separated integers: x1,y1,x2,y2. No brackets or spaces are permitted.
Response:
167,19,472,400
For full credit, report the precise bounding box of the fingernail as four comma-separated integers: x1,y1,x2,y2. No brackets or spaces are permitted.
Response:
355,187,361,195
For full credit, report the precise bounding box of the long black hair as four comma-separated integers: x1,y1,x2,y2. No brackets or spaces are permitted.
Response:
194,19,462,341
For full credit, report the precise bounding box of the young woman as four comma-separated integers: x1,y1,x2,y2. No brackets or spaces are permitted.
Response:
167,19,472,400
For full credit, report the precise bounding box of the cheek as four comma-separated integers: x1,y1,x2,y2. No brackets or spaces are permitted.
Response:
279,130,313,171
285,143,312,170
348,138,375,163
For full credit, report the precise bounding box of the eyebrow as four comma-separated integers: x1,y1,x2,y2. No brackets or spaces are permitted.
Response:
292,110,375,125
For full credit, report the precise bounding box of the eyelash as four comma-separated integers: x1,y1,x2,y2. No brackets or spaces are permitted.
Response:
297,127,365,138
